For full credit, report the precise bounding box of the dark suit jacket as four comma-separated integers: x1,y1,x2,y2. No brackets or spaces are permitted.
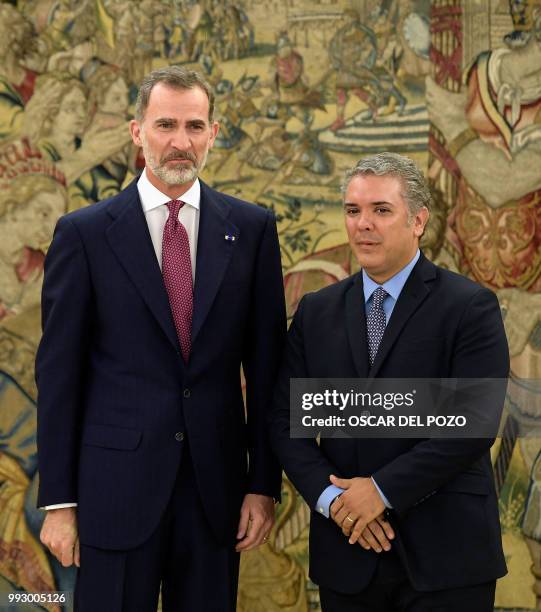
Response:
270,252,509,593
36,179,286,550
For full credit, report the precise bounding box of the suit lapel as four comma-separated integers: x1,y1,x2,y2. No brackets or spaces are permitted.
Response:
369,254,436,377
345,274,370,377
191,181,238,345
105,180,181,354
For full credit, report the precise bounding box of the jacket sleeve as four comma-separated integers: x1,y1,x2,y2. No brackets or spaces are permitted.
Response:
242,210,286,500
36,216,93,507
372,288,510,513
268,296,341,509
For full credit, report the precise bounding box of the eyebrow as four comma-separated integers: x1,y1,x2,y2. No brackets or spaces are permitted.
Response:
343,200,395,207
153,118,207,126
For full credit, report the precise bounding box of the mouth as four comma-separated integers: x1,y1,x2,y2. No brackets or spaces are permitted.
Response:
357,240,380,247
164,159,193,165
162,154,197,166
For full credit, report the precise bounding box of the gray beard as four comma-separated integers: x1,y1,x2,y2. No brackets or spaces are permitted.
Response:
153,161,199,185
141,136,209,186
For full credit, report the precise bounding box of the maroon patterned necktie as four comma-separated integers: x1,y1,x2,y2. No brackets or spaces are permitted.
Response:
162,199,193,362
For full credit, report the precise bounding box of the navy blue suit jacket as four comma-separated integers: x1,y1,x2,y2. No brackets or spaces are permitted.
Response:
36,179,286,550
270,253,509,593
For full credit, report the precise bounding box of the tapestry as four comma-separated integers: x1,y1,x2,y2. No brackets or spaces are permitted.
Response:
0,0,539,609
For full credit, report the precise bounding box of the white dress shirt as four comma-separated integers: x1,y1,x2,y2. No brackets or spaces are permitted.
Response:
43,169,200,510
138,168,200,281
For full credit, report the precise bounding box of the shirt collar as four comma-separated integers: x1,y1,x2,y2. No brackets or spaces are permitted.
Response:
362,249,420,303
137,168,201,212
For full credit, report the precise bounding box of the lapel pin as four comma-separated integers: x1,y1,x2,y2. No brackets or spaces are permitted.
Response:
225,235,237,241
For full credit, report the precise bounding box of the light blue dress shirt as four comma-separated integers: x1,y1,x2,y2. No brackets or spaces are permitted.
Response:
315,250,421,518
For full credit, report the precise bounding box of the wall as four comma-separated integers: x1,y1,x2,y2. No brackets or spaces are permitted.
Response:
0,0,539,609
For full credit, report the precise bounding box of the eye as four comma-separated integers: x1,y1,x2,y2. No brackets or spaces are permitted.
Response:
345,207,359,216
375,207,390,214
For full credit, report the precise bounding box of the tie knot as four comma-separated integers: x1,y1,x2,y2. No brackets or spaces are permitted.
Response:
372,287,388,308
166,199,185,220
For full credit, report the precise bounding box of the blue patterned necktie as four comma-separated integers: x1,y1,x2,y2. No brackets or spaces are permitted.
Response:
366,287,388,366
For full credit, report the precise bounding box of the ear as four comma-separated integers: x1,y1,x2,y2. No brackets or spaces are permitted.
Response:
413,207,430,238
130,119,143,147
208,120,220,149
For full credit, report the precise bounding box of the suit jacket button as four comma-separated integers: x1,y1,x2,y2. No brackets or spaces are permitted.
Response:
183,389,191,398
175,432,184,442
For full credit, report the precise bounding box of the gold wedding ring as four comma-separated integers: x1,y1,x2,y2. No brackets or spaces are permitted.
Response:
345,515,354,523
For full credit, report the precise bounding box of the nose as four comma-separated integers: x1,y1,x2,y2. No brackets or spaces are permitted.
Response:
171,127,192,151
355,210,374,231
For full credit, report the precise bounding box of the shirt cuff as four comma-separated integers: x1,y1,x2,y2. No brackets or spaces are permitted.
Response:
315,485,344,518
41,503,78,510
371,477,393,508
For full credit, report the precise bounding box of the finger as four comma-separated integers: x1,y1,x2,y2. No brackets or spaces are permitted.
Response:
330,497,343,519
246,524,269,551
367,521,390,551
349,519,367,545
39,528,49,549
236,516,263,549
333,506,350,527
362,525,383,552
60,541,75,567
74,537,80,567
235,519,263,551
39,517,54,548
256,518,273,540
330,474,350,489
340,512,356,536
341,517,355,537
358,533,371,550
376,516,395,541
235,535,252,552
237,506,250,539
235,537,254,552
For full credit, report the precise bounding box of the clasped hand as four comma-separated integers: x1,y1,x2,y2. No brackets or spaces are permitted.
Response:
329,475,394,552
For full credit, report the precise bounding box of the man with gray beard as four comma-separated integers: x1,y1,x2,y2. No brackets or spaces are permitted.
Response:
36,66,286,611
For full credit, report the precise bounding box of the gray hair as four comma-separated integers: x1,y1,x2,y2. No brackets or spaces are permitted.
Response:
342,152,432,216
135,65,215,123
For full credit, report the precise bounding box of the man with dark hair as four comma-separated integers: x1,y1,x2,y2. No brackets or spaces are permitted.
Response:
271,152,509,611
37,65,285,611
